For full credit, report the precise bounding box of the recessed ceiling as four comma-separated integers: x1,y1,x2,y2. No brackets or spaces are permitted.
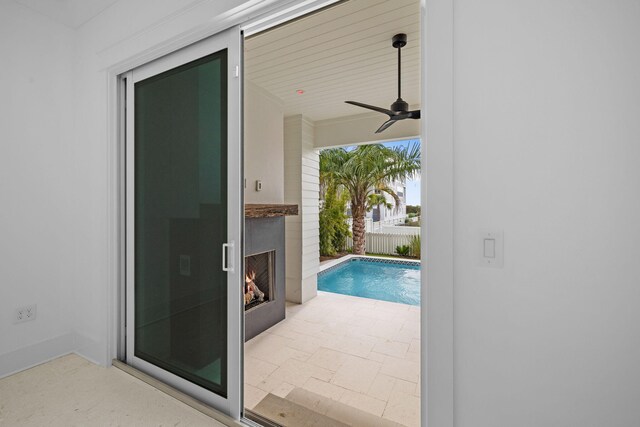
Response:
245,0,420,122
14,0,120,29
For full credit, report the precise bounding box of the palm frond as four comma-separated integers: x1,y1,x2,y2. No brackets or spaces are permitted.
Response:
320,142,420,211
377,185,400,206
366,193,392,212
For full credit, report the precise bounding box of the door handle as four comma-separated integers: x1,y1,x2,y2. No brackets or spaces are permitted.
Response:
222,242,235,273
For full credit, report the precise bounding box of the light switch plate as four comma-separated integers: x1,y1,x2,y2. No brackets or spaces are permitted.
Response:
479,230,503,268
483,238,496,258
179,255,191,276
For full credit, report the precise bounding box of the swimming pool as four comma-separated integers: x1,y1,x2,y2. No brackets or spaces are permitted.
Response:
318,257,420,306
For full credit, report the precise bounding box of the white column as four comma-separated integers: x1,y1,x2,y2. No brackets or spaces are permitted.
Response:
283,115,319,304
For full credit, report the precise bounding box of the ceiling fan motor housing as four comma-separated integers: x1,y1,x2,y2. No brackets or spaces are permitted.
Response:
392,33,407,49
391,98,409,112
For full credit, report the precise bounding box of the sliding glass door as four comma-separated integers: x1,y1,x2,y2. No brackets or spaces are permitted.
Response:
124,26,242,419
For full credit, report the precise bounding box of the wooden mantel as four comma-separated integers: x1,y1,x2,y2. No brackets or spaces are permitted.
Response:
245,204,298,219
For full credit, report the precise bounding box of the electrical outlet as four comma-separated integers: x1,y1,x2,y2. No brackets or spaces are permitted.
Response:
14,304,37,324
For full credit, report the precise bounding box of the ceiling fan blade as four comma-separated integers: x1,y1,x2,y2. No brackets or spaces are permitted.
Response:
375,119,397,134
408,109,421,119
393,110,421,121
345,101,395,116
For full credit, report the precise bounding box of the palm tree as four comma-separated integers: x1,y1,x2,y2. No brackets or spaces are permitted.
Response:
367,193,392,212
320,143,420,255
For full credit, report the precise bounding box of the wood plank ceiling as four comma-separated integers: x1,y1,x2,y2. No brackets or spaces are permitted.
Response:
245,0,420,122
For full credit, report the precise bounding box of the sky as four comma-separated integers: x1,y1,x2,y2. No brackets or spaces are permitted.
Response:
341,139,421,206
381,139,421,206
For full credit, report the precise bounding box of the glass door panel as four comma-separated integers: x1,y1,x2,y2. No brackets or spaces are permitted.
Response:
125,26,242,418
135,50,228,396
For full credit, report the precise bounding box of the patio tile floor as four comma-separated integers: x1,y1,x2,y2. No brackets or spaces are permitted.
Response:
245,291,421,427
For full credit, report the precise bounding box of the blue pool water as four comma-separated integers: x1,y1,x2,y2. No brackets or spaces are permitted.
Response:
318,258,421,306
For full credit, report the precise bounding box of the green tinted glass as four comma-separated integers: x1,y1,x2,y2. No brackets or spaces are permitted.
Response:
134,50,228,397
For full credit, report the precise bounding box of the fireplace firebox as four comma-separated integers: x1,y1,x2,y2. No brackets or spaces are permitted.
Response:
244,251,275,311
244,213,292,341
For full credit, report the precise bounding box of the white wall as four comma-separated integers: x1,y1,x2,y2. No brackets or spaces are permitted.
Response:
244,80,284,204
451,1,640,425
0,2,76,376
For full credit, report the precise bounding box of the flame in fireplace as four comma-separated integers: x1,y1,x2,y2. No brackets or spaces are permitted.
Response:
245,269,256,283
245,270,255,305
244,269,265,306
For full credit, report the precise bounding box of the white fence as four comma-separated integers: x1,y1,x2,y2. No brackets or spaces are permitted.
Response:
346,217,421,233
346,217,374,232
345,232,416,255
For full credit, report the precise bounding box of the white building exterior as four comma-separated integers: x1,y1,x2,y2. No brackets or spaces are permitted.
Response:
344,178,408,227
367,179,408,225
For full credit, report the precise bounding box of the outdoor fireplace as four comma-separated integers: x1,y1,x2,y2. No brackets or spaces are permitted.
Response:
244,251,275,310
244,205,297,341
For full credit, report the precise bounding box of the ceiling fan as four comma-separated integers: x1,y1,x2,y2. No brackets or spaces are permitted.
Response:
345,33,420,133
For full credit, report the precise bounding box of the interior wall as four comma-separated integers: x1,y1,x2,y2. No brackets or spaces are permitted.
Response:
0,2,76,376
423,0,453,425
244,80,284,204
452,1,640,425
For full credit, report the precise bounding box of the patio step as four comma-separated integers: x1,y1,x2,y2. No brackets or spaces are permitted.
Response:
252,393,349,427
285,387,405,427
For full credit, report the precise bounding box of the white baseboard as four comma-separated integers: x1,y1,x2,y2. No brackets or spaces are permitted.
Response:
73,333,106,366
0,333,75,380
0,331,111,380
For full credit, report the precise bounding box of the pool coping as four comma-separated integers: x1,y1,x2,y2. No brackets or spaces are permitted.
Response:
318,254,421,276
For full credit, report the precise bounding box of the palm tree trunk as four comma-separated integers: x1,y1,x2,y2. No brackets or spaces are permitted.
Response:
351,202,366,255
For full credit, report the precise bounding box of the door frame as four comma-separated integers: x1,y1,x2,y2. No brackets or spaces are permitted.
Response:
122,26,243,418
106,0,454,425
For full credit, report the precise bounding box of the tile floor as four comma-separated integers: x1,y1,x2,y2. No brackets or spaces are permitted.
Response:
0,354,223,427
0,294,419,426
244,291,421,427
